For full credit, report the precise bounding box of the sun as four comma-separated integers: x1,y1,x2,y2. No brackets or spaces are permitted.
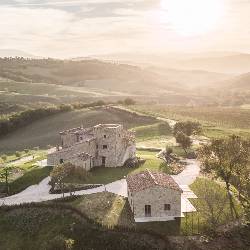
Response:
161,0,224,36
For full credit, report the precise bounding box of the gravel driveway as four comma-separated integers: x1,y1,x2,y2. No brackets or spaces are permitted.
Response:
0,160,200,206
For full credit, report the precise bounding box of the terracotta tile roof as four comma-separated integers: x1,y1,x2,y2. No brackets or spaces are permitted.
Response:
76,152,91,161
68,152,91,161
126,169,182,193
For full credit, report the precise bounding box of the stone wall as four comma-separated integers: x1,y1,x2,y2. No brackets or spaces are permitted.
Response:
93,124,135,168
47,139,96,166
65,157,92,171
131,186,182,219
48,124,136,169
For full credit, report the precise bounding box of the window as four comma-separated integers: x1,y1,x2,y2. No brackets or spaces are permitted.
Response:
104,135,106,138
103,145,108,149
145,205,151,217
96,145,98,149
164,204,171,211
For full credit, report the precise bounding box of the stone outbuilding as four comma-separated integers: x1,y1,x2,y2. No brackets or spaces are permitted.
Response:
126,169,183,222
47,124,136,171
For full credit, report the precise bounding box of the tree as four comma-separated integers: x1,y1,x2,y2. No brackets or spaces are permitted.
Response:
197,179,229,231
0,165,14,195
174,121,202,137
50,164,70,197
123,98,136,106
1,155,7,161
15,151,21,158
175,132,192,155
198,135,250,219
163,147,180,164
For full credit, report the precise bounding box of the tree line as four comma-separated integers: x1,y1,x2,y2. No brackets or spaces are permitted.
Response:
0,99,137,139
0,100,108,138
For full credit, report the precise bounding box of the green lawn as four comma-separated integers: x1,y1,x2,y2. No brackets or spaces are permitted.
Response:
1,149,38,163
133,122,172,141
182,178,243,235
0,166,52,195
0,150,49,195
65,150,175,185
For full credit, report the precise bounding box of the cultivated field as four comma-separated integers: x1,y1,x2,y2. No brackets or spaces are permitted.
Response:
130,105,250,138
0,107,157,153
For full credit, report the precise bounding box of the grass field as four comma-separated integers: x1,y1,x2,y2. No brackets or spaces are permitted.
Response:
130,105,250,138
183,178,243,235
0,79,136,112
133,122,172,140
0,205,166,250
0,107,157,154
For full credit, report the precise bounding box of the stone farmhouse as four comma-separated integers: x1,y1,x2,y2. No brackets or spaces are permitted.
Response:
127,169,183,222
47,124,136,170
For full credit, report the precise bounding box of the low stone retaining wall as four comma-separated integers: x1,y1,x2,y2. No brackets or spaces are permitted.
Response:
50,183,102,194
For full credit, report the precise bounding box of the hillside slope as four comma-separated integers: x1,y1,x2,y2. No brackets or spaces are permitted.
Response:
177,54,250,74
0,107,157,153
0,58,179,94
218,72,250,90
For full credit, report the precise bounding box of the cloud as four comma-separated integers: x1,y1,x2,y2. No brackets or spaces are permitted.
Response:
0,0,249,57
0,3,159,57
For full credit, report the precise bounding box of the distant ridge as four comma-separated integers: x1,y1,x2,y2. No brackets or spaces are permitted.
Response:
0,49,39,58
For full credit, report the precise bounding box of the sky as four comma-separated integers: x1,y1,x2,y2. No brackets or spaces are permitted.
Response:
0,0,249,58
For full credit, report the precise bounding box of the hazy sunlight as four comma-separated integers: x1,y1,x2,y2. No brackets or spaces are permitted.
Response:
161,0,224,36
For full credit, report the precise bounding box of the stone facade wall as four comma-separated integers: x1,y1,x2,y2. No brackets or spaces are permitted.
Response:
48,124,136,169
61,133,77,148
94,125,121,167
130,186,182,219
47,139,96,166
65,157,92,171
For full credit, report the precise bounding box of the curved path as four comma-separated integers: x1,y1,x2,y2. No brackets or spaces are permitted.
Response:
172,159,200,186
0,160,200,206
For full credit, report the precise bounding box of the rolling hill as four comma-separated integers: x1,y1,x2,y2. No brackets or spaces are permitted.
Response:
218,72,250,90
0,49,37,58
1,56,250,108
177,54,250,74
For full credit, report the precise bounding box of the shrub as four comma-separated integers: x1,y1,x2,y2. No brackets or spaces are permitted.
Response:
173,121,202,136
123,98,136,106
15,151,21,158
43,235,68,250
1,155,7,161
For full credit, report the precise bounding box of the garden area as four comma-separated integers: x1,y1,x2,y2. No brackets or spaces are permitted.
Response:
63,149,180,185
0,149,49,196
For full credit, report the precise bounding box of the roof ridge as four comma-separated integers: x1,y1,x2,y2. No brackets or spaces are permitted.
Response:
146,169,158,185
